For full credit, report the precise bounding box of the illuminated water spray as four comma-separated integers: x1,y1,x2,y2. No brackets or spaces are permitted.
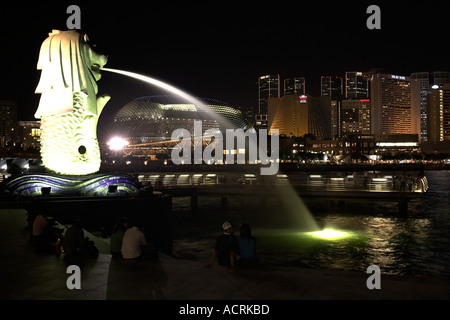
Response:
101,68,198,102
101,68,234,126
276,181,320,232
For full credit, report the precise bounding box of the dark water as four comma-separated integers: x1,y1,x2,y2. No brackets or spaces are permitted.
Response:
170,170,450,278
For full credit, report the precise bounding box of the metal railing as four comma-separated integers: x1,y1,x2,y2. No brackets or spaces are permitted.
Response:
137,172,429,193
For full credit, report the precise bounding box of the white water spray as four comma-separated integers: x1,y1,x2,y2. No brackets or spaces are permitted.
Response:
103,69,221,118
101,68,200,103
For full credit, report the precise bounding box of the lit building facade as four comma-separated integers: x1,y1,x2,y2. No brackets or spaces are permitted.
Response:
308,134,420,158
321,76,343,99
268,94,309,137
370,73,420,136
345,71,369,99
330,99,342,139
284,77,305,95
331,99,371,138
268,94,331,139
341,99,371,136
444,83,450,141
257,74,280,128
18,121,41,150
0,100,18,147
426,85,444,143
410,71,450,142
410,72,431,142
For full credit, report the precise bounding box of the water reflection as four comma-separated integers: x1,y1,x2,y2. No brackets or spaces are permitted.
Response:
170,170,450,278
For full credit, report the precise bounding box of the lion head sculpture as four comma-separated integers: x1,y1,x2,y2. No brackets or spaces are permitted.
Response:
35,30,108,118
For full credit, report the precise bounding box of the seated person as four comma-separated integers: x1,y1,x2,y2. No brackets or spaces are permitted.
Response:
63,218,98,259
204,221,239,271
110,217,129,258
63,218,85,257
32,213,49,239
121,224,147,260
31,208,61,253
237,224,258,267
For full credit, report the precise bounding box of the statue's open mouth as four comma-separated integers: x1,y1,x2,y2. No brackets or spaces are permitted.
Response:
91,64,101,72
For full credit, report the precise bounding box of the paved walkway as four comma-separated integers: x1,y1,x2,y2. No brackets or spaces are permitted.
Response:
1,209,449,301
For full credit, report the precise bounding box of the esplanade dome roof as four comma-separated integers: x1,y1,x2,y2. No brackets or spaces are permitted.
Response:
113,95,252,140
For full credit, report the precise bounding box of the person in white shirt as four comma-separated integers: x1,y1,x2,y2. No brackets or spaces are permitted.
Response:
121,226,147,259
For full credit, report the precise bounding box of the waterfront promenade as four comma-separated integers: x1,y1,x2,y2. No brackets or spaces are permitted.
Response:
1,208,449,301
135,169,427,215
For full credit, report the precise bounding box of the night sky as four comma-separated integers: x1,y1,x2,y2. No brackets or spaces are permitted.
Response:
1,1,449,139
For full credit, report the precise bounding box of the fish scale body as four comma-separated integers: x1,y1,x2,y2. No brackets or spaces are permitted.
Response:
40,92,101,175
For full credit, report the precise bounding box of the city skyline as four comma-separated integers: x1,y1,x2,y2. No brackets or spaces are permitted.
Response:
1,2,449,124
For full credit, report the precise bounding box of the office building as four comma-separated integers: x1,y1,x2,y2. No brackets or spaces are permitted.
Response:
331,99,371,138
426,85,443,143
257,74,280,128
268,93,331,139
330,99,342,139
321,76,343,99
18,121,41,150
341,99,371,136
410,71,450,141
433,71,450,86
268,94,309,137
444,83,450,141
0,100,18,147
284,77,305,96
370,73,420,136
345,71,369,99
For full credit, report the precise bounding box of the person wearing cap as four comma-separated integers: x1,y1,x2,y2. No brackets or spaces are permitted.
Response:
203,221,239,271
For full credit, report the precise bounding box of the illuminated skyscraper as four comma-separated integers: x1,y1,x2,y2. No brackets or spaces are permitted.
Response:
345,71,369,99
433,71,450,87
426,85,443,143
426,83,450,142
443,83,450,141
284,77,305,96
410,72,431,141
410,71,450,141
0,100,18,147
257,74,280,128
321,76,343,99
370,73,420,136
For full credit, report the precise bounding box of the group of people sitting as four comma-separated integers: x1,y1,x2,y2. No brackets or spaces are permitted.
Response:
29,209,156,262
29,209,98,260
204,221,258,271
30,207,251,269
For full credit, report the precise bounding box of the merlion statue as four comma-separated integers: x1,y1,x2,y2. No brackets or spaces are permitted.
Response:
35,30,110,175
